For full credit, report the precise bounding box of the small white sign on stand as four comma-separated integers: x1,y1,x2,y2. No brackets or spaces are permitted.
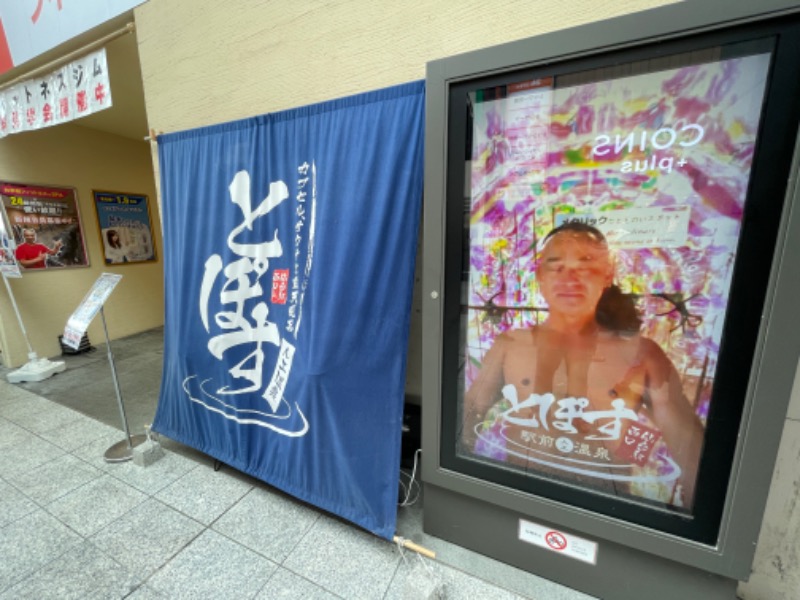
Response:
62,273,122,350
63,273,146,462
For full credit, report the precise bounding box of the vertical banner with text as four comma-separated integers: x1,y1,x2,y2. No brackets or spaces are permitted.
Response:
153,81,425,540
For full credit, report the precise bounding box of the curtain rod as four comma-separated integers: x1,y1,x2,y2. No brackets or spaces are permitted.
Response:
0,21,136,92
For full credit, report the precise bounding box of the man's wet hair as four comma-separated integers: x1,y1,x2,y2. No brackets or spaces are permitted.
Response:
543,220,607,245
542,221,642,334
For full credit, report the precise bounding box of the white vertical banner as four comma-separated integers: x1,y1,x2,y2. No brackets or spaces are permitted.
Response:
50,64,72,127
0,48,112,138
5,85,23,134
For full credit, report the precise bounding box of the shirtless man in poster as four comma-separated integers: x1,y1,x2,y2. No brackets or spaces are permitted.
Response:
14,228,62,269
464,222,704,506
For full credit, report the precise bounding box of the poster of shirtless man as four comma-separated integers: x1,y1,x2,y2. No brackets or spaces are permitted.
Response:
460,50,772,511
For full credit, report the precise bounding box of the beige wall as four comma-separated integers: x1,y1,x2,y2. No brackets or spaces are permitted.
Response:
132,1,798,598
0,124,163,368
134,0,679,397
134,0,678,133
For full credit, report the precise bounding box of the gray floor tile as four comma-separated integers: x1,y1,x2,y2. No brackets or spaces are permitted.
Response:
0,387,53,415
7,454,103,505
0,509,82,593
212,487,319,563
39,416,120,451
45,473,147,537
386,557,520,600
283,515,400,600
0,328,610,599
1,401,82,435
90,498,205,580
145,529,276,600
0,417,31,450
0,540,139,600
0,479,38,528
0,434,64,477
125,584,170,599
0,382,31,401
71,432,198,494
255,567,342,599
155,462,254,525
104,448,199,495
18,371,118,424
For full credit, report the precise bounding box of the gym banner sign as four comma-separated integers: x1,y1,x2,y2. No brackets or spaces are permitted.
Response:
0,48,112,138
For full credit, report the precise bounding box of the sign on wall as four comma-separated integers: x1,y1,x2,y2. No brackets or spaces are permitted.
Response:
0,181,89,270
93,190,156,264
0,48,112,138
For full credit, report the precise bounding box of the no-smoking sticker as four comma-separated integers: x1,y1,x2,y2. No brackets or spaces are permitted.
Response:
545,531,568,551
519,519,598,564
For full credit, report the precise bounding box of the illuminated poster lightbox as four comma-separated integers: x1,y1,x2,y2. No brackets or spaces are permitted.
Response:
440,37,785,543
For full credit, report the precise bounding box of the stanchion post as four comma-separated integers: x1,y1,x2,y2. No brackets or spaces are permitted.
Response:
101,307,146,462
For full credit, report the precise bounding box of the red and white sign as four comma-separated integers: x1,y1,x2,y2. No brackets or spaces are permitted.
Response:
271,269,289,304
615,422,662,466
0,0,147,75
0,48,112,138
518,519,599,564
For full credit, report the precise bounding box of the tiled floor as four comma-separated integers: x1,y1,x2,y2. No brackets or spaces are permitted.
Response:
0,328,595,599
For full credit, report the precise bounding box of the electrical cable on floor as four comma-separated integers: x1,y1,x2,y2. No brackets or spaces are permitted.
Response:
396,449,445,595
398,448,422,507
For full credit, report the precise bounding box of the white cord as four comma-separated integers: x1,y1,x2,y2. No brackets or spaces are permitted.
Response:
398,448,422,507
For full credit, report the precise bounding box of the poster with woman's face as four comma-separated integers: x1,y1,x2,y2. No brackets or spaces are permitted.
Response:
460,49,772,513
93,190,157,265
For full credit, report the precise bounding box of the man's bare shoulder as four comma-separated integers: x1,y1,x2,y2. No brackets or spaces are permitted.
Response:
637,336,677,379
637,336,668,358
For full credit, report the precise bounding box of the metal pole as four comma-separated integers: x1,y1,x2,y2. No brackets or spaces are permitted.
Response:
2,272,35,357
100,307,133,448
100,307,145,462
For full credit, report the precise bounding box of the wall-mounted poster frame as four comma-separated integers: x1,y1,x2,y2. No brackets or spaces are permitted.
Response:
422,1,800,599
0,181,89,271
92,190,157,265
